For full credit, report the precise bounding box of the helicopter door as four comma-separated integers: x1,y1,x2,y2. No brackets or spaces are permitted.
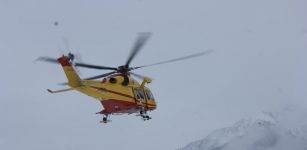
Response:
133,88,142,105
140,88,149,108
138,89,147,107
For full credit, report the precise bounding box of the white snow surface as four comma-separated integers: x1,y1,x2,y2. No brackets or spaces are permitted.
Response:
178,107,307,150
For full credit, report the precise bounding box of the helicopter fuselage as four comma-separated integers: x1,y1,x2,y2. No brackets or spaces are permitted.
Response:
77,75,156,115
53,56,157,115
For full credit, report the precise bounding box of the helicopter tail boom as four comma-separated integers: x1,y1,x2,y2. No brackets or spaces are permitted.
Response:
47,88,75,93
57,56,82,87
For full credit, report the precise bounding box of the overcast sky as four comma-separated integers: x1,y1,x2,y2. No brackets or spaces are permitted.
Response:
0,0,306,150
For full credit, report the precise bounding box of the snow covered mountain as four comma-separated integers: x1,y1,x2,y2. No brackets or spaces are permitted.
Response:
178,107,307,150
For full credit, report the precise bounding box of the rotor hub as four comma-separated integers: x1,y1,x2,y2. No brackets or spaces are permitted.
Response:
117,65,130,73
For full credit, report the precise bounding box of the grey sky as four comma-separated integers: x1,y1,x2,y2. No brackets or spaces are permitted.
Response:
0,0,306,150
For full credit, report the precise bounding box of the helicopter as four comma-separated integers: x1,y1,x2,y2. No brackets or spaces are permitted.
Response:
37,33,211,123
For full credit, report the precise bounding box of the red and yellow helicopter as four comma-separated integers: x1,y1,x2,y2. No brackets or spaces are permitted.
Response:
37,33,211,123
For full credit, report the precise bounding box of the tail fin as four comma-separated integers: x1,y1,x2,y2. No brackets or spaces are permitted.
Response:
57,56,82,87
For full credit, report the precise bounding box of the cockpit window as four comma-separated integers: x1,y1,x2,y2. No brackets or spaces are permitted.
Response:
145,90,151,100
138,89,144,99
150,90,155,101
134,89,140,99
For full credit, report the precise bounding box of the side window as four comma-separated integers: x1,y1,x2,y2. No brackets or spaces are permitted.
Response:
138,89,144,99
150,90,155,101
145,90,151,100
134,89,140,99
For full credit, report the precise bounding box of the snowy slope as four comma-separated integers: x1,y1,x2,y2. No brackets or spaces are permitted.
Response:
178,107,307,150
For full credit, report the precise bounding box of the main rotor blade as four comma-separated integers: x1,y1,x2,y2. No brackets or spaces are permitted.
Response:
58,71,116,85
132,50,212,70
125,33,151,68
130,72,153,80
74,62,117,70
36,56,117,70
35,57,59,64
82,71,117,80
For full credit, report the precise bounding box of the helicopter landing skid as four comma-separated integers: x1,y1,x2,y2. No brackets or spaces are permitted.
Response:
136,108,152,121
141,115,152,121
99,114,111,124
136,114,152,120
99,120,112,123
